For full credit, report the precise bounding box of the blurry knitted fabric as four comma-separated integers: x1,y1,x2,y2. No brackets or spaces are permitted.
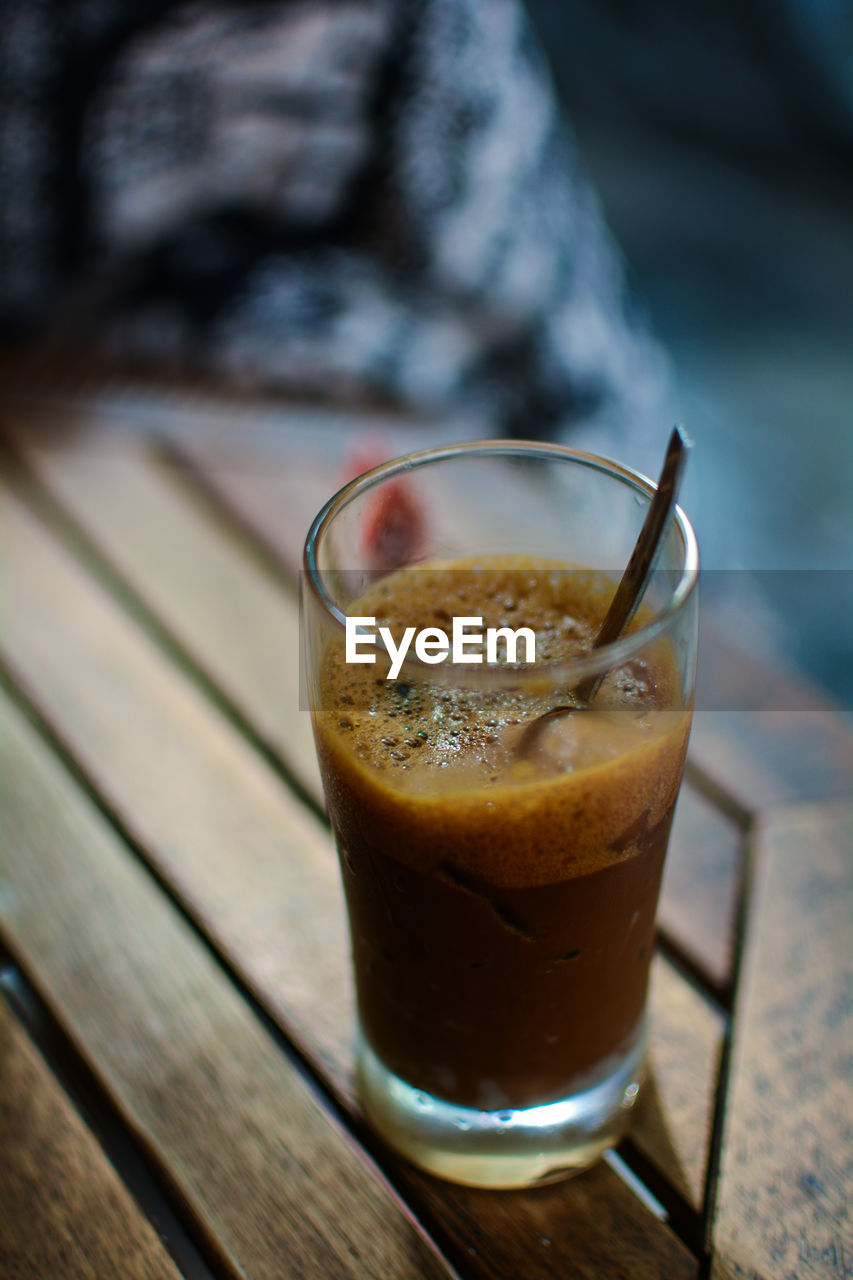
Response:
0,0,669,449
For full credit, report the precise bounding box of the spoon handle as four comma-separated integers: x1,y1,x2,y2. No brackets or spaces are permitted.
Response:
574,424,691,705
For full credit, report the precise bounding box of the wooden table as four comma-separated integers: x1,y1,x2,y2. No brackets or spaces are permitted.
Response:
1,363,851,1280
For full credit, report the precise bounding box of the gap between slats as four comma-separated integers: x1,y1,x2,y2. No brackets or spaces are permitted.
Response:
0,432,323,807
0,962,223,1280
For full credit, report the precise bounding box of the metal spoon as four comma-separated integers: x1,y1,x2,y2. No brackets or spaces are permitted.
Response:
517,425,691,756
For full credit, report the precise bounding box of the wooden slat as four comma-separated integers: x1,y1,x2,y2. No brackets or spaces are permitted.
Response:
690,709,853,812
167,439,355,578
159,405,467,578
389,950,722,1268
0,442,699,1274
640,959,722,1211
0,996,182,1280
396,1152,697,1280
712,799,853,1280
659,784,744,991
0,479,350,1081
165,421,614,581
691,602,853,810
0,692,453,1280
0,381,451,577
9,428,321,800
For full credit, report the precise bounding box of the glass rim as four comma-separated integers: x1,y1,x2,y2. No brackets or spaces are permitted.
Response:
303,438,699,686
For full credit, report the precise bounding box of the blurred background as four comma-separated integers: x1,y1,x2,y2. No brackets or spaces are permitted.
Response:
1,0,851,703
526,0,853,702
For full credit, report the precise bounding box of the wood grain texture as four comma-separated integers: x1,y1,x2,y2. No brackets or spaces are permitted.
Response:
690,709,853,812
0,693,454,1280
0,444,699,1276
0,378,450,577
11,428,322,800
167,420,619,586
6,368,853,1279
167,439,354,579
397,1154,698,1280
638,958,723,1210
712,799,853,1280
0,480,351,1084
0,997,182,1280
159,405,466,578
660,783,744,991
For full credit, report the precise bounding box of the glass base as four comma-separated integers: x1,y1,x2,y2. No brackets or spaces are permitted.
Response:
356,1026,647,1189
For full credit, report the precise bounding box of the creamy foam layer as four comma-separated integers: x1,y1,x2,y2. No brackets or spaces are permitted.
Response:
314,558,691,888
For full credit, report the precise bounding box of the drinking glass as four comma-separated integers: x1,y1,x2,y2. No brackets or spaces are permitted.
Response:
302,440,698,1188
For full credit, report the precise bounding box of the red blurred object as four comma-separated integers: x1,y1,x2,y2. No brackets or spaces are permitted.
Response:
341,439,427,571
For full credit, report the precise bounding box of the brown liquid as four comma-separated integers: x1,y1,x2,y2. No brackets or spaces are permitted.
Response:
313,560,690,1109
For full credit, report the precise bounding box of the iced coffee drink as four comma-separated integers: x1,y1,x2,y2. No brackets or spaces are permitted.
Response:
303,445,698,1187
